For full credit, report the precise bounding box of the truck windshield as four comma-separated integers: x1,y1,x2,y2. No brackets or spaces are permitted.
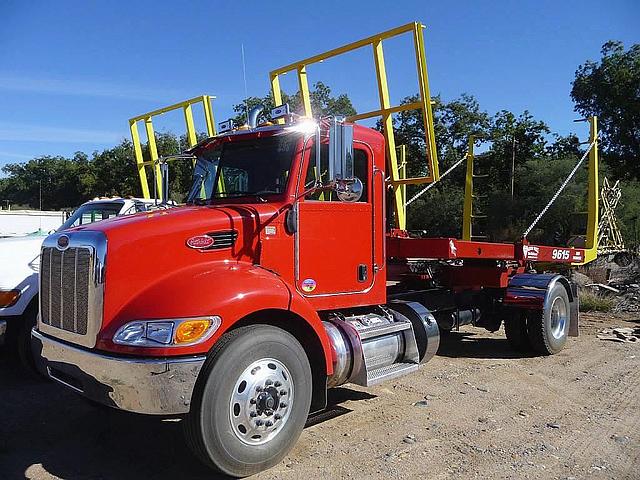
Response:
186,132,300,204
58,201,124,231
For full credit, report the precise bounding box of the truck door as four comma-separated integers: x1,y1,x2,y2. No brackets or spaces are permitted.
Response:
296,143,375,298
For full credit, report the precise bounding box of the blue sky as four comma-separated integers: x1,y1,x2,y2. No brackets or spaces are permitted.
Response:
0,0,638,172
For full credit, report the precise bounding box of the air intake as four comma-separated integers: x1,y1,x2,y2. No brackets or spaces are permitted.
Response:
207,230,238,249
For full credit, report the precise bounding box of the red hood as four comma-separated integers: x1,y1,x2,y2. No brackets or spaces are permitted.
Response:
77,203,286,327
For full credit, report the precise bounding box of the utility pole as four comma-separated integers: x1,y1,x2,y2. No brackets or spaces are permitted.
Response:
510,137,516,200
39,180,42,211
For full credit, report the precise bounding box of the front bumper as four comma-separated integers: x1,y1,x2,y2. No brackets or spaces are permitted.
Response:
32,329,206,415
0,319,6,345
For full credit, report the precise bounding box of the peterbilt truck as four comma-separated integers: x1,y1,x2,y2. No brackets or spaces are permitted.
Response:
32,23,597,477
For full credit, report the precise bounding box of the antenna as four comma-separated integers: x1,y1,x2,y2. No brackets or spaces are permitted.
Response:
241,43,249,124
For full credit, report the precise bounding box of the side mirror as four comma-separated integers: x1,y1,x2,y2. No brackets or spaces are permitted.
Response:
328,117,354,182
328,118,362,202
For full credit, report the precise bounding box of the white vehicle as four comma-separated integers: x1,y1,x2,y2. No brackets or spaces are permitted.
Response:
0,197,156,367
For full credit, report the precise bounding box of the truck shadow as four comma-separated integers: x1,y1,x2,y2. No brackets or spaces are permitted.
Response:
436,330,538,359
0,355,375,480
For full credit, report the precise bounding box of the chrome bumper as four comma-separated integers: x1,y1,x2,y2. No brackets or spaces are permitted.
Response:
32,329,206,415
0,319,6,345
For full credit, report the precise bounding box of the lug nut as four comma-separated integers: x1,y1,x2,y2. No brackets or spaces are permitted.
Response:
280,402,287,409
250,411,257,417
265,379,273,386
280,390,287,396
255,420,263,426
256,386,263,392
265,421,273,427
274,414,282,420
250,398,256,404
274,381,282,387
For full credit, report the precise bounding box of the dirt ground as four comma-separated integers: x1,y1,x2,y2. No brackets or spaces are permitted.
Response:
1,313,638,480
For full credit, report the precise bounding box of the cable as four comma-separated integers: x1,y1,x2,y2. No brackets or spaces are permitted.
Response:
522,137,598,238
404,153,467,207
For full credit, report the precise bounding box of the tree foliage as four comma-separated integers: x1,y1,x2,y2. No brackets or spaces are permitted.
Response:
571,41,640,178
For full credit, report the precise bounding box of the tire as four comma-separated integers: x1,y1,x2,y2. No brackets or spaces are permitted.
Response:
527,283,570,355
504,310,532,352
184,325,312,478
17,299,39,374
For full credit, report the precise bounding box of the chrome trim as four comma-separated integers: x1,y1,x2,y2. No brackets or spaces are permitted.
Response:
32,329,205,415
38,231,107,348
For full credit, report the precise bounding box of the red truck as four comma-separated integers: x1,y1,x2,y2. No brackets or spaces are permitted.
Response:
32,23,597,477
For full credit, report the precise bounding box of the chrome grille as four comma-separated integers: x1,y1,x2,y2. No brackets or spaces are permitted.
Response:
207,230,238,249
41,246,92,335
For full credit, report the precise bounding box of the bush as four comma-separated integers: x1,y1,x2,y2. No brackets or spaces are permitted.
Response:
579,290,616,312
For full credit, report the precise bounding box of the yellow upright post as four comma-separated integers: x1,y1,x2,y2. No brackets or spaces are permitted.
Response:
462,136,475,241
398,145,407,209
413,24,439,181
183,104,198,147
270,75,285,125
130,120,150,199
583,116,599,263
203,95,216,137
297,66,313,118
373,39,405,230
144,117,162,200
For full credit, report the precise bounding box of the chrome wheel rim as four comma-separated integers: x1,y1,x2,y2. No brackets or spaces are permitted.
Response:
550,296,568,339
229,358,294,446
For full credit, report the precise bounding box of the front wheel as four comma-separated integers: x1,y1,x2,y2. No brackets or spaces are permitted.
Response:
185,325,312,478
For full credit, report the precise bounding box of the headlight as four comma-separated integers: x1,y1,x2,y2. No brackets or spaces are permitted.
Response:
113,316,221,347
0,289,21,308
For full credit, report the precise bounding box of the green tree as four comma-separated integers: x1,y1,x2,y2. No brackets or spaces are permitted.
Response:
571,41,640,178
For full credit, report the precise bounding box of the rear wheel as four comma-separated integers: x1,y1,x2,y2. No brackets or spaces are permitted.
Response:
527,283,570,355
185,325,312,478
504,310,532,352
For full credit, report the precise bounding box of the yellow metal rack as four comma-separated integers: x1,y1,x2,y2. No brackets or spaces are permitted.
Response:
129,95,216,199
270,22,440,230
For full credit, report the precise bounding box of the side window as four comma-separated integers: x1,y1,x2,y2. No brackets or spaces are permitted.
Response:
304,145,369,202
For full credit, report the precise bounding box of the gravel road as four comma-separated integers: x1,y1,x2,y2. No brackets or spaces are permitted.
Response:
1,313,638,480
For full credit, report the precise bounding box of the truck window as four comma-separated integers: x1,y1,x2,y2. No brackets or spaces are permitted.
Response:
304,145,369,202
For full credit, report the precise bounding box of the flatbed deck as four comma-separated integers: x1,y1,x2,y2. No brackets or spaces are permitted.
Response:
387,236,586,264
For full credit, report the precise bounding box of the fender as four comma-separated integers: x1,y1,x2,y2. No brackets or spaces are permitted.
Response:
504,273,578,337
97,260,334,371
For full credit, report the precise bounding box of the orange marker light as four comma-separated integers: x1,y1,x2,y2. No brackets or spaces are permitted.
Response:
175,319,212,344
0,289,21,308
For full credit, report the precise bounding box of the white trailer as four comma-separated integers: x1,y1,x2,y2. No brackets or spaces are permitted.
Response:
0,210,65,237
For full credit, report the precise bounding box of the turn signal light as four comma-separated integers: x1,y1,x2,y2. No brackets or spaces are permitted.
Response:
175,319,212,344
0,289,21,308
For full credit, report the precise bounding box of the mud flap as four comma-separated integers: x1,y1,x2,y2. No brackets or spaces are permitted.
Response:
568,282,579,337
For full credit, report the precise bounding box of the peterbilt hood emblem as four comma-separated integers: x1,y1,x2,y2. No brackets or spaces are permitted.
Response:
57,235,70,250
186,235,215,249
